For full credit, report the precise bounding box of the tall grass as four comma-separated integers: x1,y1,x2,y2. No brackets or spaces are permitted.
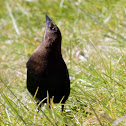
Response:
0,0,126,125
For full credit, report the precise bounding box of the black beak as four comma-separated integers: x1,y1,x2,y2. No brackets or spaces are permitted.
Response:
46,15,52,27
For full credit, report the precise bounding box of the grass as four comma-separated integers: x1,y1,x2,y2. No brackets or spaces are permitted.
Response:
0,0,126,125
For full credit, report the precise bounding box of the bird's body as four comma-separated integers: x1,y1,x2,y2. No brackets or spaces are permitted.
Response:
26,15,70,111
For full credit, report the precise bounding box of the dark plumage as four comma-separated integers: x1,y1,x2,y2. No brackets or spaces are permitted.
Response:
26,15,70,111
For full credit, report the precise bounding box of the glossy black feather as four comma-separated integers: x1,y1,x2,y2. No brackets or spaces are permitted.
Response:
26,15,70,111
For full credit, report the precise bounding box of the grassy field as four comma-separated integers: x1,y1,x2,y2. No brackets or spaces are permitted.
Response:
0,0,126,125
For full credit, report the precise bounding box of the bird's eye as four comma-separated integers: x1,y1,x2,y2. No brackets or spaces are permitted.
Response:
51,27,55,30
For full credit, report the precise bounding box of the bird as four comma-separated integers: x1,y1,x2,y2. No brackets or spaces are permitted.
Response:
26,15,70,111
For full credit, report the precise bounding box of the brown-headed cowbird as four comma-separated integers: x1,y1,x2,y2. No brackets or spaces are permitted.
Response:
26,15,70,111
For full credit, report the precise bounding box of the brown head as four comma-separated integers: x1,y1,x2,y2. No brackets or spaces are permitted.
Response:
42,15,62,54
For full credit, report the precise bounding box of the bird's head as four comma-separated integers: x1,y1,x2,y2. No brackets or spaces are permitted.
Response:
43,15,62,51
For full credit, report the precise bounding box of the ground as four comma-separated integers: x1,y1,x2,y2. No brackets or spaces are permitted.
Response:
0,0,126,125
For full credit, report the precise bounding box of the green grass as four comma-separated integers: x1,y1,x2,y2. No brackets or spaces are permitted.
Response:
0,0,126,125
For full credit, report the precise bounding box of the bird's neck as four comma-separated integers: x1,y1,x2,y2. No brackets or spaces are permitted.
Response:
35,42,62,59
